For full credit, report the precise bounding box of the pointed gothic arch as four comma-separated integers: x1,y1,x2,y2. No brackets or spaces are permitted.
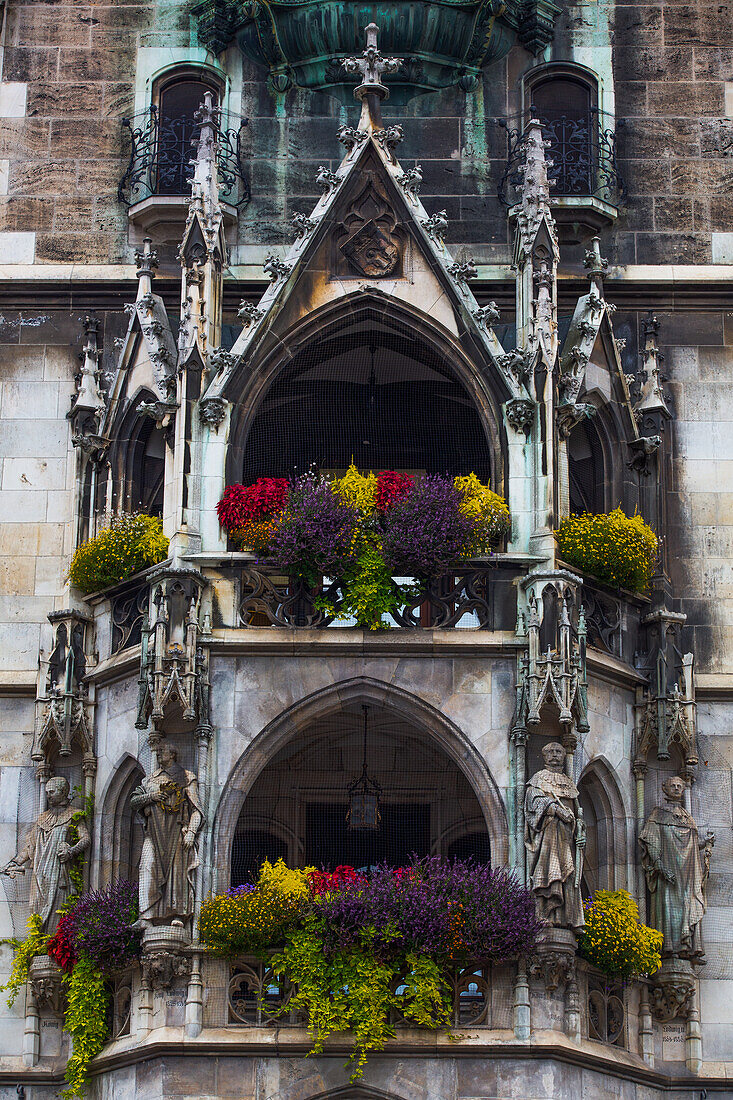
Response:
578,756,631,897
95,754,145,889
224,291,508,495
211,677,508,894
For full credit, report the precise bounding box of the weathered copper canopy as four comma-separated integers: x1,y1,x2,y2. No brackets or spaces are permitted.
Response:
193,0,561,101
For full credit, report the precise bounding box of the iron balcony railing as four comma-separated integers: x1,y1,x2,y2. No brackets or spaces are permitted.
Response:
118,105,250,207
498,110,624,208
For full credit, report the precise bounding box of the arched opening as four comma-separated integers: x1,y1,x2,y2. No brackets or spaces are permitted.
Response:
231,704,491,885
237,329,493,484
126,415,165,516
229,303,502,488
96,756,146,889
578,758,630,898
213,677,508,893
153,71,221,197
568,419,605,514
527,68,598,198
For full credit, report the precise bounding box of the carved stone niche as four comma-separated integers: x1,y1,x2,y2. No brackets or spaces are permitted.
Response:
140,924,191,993
650,957,696,1022
332,171,407,279
28,954,65,1015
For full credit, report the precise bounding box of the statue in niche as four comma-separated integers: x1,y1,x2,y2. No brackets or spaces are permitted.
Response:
524,741,585,929
131,742,203,926
2,776,90,933
639,775,714,960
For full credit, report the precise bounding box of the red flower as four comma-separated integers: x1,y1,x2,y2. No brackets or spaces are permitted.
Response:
309,865,366,896
217,479,289,533
47,914,76,974
375,472,414,513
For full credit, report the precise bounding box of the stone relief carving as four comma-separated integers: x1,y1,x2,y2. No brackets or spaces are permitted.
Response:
524,742,585,930
131,743,204,926
639,775,714,961
334,173,405,278
2,777,90,933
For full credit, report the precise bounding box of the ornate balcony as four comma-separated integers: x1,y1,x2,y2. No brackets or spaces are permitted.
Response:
118,106,249,236
499,111,624,238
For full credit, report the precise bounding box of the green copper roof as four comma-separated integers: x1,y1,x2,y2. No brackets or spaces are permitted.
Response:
193,0,562,101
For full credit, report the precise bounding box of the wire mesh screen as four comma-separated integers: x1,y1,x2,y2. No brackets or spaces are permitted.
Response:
236,317,494,485
230,705,491,887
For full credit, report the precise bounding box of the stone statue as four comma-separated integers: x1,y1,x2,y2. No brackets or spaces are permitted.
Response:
2,776,90,933
131,742,203,926
639,775,714,960
524,742,585,929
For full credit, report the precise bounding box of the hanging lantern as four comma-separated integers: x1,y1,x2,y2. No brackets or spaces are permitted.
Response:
346,705,382,831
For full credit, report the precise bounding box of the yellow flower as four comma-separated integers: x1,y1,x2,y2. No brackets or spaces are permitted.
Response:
332,463,377,514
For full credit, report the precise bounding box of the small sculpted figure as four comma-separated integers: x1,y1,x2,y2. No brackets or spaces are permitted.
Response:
131,742,203,925
3,776,90,933
524,741,585,929
639,775,714,959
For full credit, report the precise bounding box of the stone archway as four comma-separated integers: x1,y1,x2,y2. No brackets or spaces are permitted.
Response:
210,677,508,894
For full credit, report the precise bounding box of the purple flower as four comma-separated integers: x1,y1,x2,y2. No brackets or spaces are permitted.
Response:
265,473,359,584
226,883,256,897
316,856,540,962
381,475,477,577
66,880,141,975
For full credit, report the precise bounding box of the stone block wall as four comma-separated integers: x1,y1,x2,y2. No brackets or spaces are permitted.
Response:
1,0,733,264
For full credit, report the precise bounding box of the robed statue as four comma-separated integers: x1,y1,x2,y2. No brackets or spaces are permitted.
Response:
525,741,585,929
131,742,203,925
2,776,90,933
639,775,714,959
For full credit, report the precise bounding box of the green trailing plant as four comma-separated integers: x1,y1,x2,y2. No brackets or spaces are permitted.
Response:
317,540,418,630
68,512,169,594
399,951,452,1029
61,954,110,1099
0,913,49,1007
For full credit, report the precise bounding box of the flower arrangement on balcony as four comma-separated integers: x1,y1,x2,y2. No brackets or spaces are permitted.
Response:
68,512,169,595
578,890,662,979
217,467,511,629
554,508,658,594
200,855,539,1079
3,881,141,1098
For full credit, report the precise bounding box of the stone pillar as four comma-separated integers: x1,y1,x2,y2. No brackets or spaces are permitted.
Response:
23,987,40,1067
513,960,531,1040
686,983,702,1074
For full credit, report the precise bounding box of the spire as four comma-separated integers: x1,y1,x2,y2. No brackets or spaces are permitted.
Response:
73,316,106,419
342,23,402,131
583,235,608,299
135,236,158,300
636,312,671,417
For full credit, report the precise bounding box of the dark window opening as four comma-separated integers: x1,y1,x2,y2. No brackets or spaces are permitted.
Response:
229,708,491,889
155,78,219,197
568,420,604,515
236,323,493,485
128,417,165,517
530,75,595,197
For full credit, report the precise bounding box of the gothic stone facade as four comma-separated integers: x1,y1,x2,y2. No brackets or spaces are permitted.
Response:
0,1,732,1099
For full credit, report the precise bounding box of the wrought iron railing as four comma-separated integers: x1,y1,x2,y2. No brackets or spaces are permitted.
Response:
237,561,519,631
498,110,624,208
118,106,250,207
110,577,149,655
228,956,505,1028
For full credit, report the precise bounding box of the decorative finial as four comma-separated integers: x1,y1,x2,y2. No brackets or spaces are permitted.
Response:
135,236,158,297
342,24,402,130
636,311,671,418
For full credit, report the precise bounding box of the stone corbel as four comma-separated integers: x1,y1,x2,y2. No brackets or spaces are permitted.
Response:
650,959,696,1021
28,955,65,1016
140,925,192,993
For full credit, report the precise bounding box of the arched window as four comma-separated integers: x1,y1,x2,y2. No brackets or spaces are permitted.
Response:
233,323,495,486
153,72,221,197
526,69,598,197
568,420,604,515
126,415,165,517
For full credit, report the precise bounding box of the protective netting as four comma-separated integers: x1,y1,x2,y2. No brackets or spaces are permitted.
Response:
231,705,491,886
235,317,494,485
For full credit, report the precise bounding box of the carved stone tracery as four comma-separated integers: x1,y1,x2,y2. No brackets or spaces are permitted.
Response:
333,172,405,278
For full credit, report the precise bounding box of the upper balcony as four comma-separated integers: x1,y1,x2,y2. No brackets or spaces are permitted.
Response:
499,110,624,240
118,104,250,239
